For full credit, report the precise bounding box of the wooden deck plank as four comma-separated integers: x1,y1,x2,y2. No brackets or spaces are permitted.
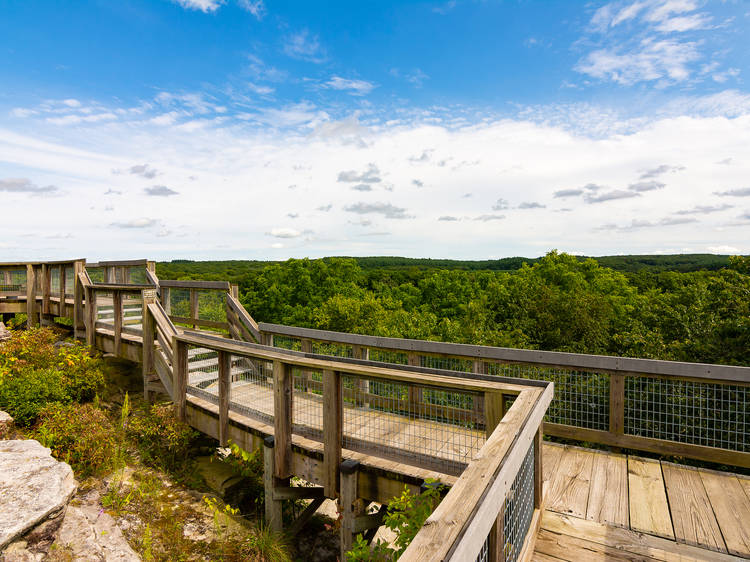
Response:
535,528,662,561
542,443,565,489
538,511,744,562
699,470,750,557
661,463,726,553
586,450,629,528
546,446,595,519
628,456,674,540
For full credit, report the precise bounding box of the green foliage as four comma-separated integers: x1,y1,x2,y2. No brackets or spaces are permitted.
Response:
0,368,70,426
34,403,117,477
346,482,443,561
125,403,198,475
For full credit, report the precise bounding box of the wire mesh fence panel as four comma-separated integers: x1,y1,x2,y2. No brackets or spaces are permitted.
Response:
196,290,227,324
169,289,191,320
292,367,325,441
341,374,485,475
94,291,114,324
50,267,60,294
489,362,610,431
475,536,490,562
0,269,27,292
310,341,354,358
186,345,220,391
367,348,409,365
420,355,474,373
64,266,74,297
126,267,147,284
625,376,750,452
502,443,535,562
86,267,105,284
230,355,275,426
121,292,143,334
271,335,301,351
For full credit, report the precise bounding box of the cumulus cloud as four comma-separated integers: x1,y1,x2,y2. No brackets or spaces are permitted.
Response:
639,164,685,179
492,198,510,211
283,30,326,63
238,0,265,19
628,180,665,192
585,190,641,203
714,187,750,197
268,228,302,238
344,202,413,219
337,163,381,184
0,178,58,195
144,185,179,197
675,204,733,215
553,188,584,198
129,164,159,179
518,201,546,209
110,218,158,228
171,0,223,12
474,214,505,222
325,76,376,96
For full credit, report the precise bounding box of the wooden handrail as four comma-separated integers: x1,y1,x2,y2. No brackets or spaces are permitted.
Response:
226,293,261,343
159,279,231,290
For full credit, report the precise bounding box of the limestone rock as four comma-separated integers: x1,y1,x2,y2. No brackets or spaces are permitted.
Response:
0,411,13,438
0,322,10,343
0,440,76,550
54,491,139,562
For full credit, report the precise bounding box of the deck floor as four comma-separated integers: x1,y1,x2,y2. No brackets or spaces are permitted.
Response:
535,443,750,561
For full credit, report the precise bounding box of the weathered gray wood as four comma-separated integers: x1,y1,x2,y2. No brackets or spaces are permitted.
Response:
142,291,156,402
160,279,231,290
218,350,230,446
323,369,342,497
273,360,293,479
340,460,361,560
174,339,188,421
263,438,283,533
113,291,123,357
25,264,36,328
610,373,624,436
258,322,750,383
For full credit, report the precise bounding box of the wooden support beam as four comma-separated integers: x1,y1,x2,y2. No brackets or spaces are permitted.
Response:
263,436,284,533
174,339,188,421
272,486,325,501
273,360,293,479
323,369,342,497
340,459,363,560
218,350,231,446
113,290,123,357
287,497,325,536
25,264,36,328
142,290,156,402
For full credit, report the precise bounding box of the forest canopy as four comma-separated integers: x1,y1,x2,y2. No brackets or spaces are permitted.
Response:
157,252,750,366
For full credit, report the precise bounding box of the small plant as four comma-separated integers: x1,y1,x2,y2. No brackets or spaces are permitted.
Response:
346,481,444,561
34,403,117,477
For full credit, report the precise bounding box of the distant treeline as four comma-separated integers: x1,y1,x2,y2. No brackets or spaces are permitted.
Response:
156,252,749,366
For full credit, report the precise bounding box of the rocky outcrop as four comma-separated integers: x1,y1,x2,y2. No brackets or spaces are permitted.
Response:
0,440,77,552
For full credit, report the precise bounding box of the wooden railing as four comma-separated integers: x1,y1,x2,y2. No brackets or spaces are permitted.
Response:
159,279,238,332
85,259,156,286
258,323,750,469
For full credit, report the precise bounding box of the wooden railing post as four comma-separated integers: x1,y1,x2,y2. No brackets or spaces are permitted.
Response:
263,436,284,532
323,369,342,497
353,345,369,405
218,350,231,446
189,289,198,329
484,391,504,438
25,264,36,328
273,360,292,479
340,459,362,560
142,289,157,401
407,352,422,413
58,266,66,316
41,264,50,317
610,373,625,437
300,338,312,391
73,263,85,339
113,290,123,357
173,339,188,422
161,287,171,315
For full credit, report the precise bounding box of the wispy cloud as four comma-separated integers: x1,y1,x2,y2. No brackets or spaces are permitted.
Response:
238,0,265,19
474,214,505,222
325,76,376,96
144,185,179,197
492,198,510,210
337,164,381,184
283,29,326,63
171,0,223,12
598,216,698,231
110,218,158,228
438,215,459,221
714,187,750,197
639,164,684,179
0,178,58,195
628,180,665,192
675,204,732,215
344,202,413,219
585,189,641,203
268,228,303,238
553,188,584,198
113,163,159,179
518,201,546,209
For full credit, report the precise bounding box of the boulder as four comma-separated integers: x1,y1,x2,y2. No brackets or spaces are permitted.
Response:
0,440,77,550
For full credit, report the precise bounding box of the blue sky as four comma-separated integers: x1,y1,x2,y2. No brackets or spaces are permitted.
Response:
1,0,749,260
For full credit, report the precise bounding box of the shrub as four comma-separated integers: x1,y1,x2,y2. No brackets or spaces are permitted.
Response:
0,368,69,426
35,403,117,477
126,404,198,474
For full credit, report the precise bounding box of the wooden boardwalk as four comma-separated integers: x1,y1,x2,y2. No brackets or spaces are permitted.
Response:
535,443,750,560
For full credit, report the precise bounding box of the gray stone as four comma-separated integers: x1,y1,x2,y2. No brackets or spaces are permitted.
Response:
0,411,13,437
0,440,77,549
54,494,140,562
0,323,10,343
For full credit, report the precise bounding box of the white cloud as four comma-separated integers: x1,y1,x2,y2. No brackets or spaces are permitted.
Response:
283,29,326,63
172,0,223,12
325,76,376,96
110,218,158,228
238,0,265,18
268,228,302,238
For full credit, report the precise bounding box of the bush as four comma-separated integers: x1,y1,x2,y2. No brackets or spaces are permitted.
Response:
0,368,70,426
35,403,117,477
126,404,198,474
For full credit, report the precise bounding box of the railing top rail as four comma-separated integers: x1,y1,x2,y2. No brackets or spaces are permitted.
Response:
159,279,231,290
86,259,149,267
0,259,85,267
147,302,178,337
176,331,536,394
86,283,155,291
259,322,750,383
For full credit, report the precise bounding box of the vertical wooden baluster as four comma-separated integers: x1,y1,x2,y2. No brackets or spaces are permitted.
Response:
113,290,122,357
26,264,36,328
218,350,231,446
273,360,292,479
173,339,188,421
323,369,342,497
